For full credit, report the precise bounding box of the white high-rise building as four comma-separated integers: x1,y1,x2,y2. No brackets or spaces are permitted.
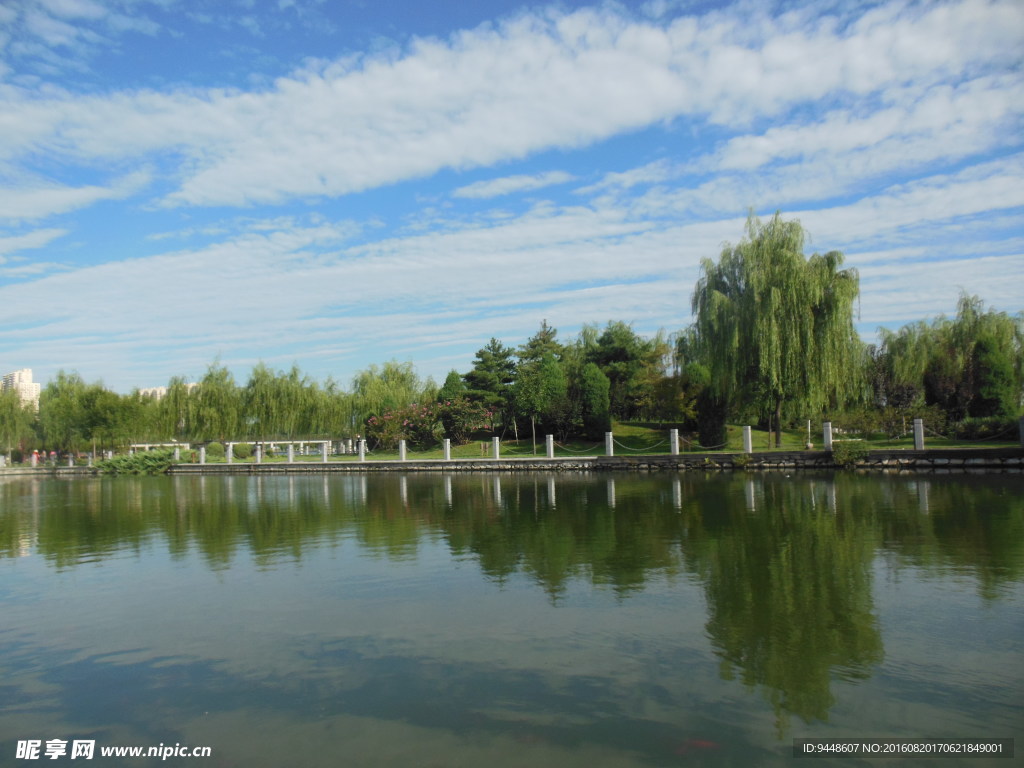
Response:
2,368,42,411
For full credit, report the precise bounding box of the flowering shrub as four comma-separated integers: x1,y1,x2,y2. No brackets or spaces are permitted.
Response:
366,399,492,449
438,397,492,444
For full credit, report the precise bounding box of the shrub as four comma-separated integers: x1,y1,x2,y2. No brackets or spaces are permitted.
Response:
96,449,176,475
206,442,225,460
952,416,1019,442
233,442,252,460
731,453,752,469
831,441,871,468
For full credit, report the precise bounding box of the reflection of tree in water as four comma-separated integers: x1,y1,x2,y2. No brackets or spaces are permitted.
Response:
3,471,1022,724
679,475,885,735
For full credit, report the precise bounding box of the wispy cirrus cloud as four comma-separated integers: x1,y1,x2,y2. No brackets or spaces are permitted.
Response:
0,226,66,256
452,171,575,199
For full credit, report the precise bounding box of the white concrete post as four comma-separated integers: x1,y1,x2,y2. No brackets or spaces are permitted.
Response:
254,444,262,464
68,456,74,467
174,447,181,462
914,418,925,450
669,428,679,456
492,436,500,460
605,431,614,456
823,422,833,450
287,444,294,463
545,434,554,459
743,425,753,454
199,445,206,464
226,443,233,464
321,442,328,462
399,439,407,461
443,438,451,461
358,440,366,462
31,452,38,467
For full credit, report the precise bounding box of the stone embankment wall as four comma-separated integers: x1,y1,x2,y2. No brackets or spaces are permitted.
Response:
165,447,1023,474
3,448,1020,476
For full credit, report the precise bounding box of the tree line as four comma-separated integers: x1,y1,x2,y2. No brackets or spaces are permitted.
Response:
2,212,1021,458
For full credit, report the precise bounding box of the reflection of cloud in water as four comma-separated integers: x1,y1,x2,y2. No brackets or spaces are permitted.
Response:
3,637,754,768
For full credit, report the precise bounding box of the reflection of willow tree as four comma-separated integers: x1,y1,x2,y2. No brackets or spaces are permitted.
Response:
680,475,884,735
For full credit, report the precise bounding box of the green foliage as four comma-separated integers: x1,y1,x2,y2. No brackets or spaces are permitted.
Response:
437,370,466,402
192,362,241,441
205,442,225,459
232,442,252,460
578,362,611,439
366,400,491,449
438,398,493,444
876,294,1023,422
692,212,862,446
831,441,871,468
95,449,176,475
352,360,428,427
696,391,728,449
584,321,672,421
464,338,516,430
952,417,1020,441
0,388,35,453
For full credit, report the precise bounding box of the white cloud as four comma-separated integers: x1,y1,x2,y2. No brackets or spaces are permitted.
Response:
452,171,575,199
713,76,1024,175
1,0,1019,208
0,227,66,256
0,170,150,221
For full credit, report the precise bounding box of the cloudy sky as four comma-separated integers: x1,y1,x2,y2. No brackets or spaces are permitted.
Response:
1,0,1022,392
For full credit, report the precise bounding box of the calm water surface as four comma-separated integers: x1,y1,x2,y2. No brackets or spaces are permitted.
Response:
0,471,1021,767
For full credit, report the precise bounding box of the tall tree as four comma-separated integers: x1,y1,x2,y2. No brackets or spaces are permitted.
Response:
39,371,88,451
0,388,35,456
192,362,241,442
351,360,425,427
578,362,611,440
692,212,861,446
464,338,516,432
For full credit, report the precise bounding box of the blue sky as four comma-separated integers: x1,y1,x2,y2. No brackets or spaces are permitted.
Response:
1,0,1022,393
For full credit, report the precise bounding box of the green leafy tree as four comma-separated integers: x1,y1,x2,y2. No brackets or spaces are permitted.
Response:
578,362,611,440
464,338,516,433
0,388,35,456
586,321,671,421
876,293,1023,422
514,352,571,449
192,362,241,441
692,212,862,447
352,360,425,429
39,371,89,451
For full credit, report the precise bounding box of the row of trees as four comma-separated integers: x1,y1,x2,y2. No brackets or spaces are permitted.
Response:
0,319,674,454
3,212,1021,458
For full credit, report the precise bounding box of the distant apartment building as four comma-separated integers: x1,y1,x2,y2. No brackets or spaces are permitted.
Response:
2,368,42,411
139,382,198,400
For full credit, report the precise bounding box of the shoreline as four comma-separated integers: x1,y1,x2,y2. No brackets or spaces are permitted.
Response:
3,447,1021,475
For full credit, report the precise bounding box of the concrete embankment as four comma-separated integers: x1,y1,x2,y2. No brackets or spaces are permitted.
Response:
165,447,1023,474
4,447,1021,477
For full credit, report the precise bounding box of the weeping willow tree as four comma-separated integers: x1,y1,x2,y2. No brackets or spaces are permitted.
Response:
692,212,862,447
876,293,1023,420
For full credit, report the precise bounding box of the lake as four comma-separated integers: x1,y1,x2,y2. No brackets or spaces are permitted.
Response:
1,471,1021,766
